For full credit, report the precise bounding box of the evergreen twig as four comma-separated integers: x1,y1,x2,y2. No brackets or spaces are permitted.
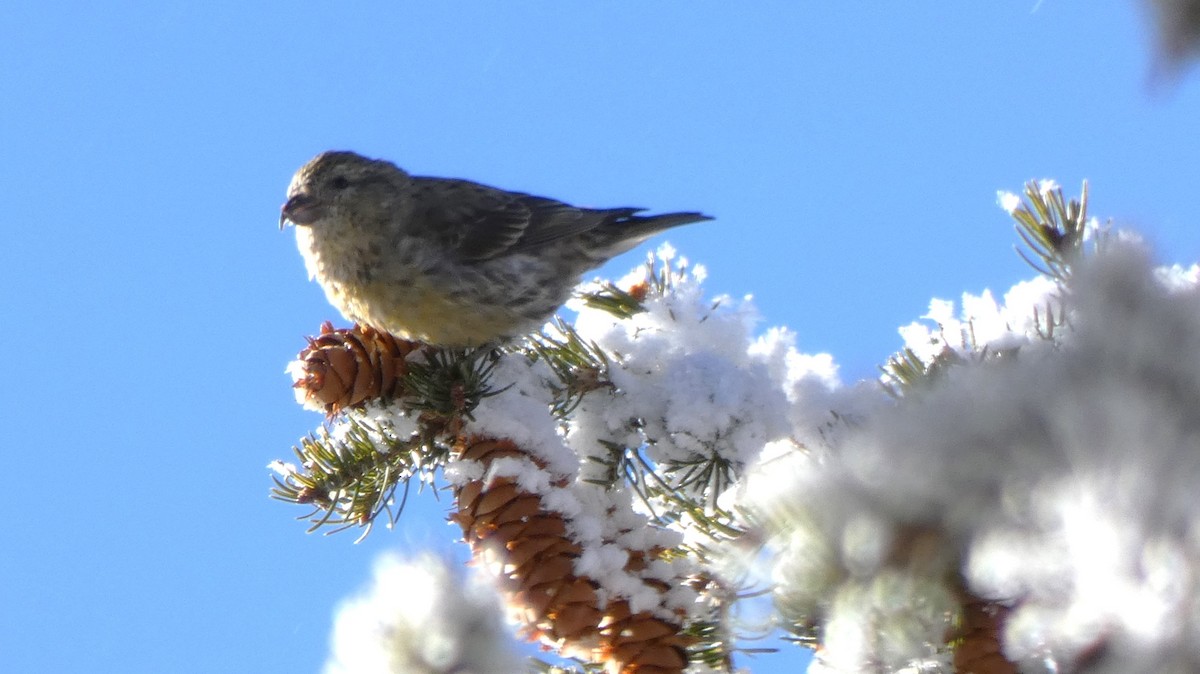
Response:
579,282,648,319
269,415,441,539
526,317,613,418
1010,180,1095,282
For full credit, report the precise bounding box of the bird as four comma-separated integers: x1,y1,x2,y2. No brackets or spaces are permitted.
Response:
280,150,711,346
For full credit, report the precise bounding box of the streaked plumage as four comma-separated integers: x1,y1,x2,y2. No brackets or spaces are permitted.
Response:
281,151,710,346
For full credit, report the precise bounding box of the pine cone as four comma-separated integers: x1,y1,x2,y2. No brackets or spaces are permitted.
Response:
950,581,1017,674
291,322,420,414
885,528,1019,674
451,437,691,674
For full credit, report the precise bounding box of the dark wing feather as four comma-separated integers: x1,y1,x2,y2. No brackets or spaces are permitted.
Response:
410,177,635,262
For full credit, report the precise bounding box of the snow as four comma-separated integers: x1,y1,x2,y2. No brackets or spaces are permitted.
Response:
306,219,1200,672
997,190,1022,215
323,553,522,674
897,274,1060,364
745,241,1200,671
565,252,808,505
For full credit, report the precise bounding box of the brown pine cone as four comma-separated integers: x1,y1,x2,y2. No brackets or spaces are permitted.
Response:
291,322,420,414
950,582,1017,674
451,437,691,674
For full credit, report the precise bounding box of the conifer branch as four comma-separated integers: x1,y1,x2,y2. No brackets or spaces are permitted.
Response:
275,325,498,536
1010,180,1094,282
527,317,613,419
275,251,777,672
269,415,441,537
579,282,649,319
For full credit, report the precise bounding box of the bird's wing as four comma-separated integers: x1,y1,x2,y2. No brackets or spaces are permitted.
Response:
410,177,631,261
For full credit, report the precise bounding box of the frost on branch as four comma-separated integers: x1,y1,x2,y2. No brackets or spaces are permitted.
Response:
744,181,1200,672
272,246,849,673
274,180,1200,673
564,250,858,518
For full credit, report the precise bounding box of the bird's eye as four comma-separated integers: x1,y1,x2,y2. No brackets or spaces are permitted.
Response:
330,176,350,190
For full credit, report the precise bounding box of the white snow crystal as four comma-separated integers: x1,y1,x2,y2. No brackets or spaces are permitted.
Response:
745,242,1200,671
324,553,521,674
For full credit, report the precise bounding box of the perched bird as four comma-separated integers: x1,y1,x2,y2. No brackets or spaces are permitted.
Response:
280,151,711,346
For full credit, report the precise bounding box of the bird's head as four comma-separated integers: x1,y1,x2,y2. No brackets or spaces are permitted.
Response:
280,151,410,230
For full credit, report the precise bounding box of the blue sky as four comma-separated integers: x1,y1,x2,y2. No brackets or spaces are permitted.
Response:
3,3,1198,673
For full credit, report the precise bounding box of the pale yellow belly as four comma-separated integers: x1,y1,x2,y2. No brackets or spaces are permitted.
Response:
325,277,533,346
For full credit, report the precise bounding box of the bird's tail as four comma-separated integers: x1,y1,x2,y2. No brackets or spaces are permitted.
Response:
579,208,710,263
611,209,712,244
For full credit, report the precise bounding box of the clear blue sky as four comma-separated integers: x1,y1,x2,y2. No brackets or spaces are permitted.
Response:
3,3,1198,673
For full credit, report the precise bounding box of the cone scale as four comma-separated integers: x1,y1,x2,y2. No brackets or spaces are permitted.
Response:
452,437,691,674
